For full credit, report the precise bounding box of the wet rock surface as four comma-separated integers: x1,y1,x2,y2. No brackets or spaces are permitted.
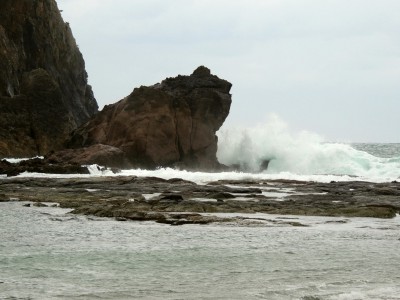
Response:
1,176,399,225
0,158,89,177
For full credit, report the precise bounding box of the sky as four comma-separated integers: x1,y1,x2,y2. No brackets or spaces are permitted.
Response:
57,0,400,143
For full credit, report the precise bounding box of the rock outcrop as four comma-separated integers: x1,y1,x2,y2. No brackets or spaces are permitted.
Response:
2,177,400,223
46,144,131,169
67,66,232,170
0,158,89,177
0,0,98,157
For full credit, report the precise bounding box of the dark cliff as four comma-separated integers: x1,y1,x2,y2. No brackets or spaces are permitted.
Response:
65,66,232,170
0,0,98,157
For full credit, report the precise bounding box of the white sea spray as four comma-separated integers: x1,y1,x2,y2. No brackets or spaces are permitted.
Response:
217,114,400,182
3,156,44,164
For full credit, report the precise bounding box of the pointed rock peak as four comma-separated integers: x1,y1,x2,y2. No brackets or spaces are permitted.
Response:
192,66,211,77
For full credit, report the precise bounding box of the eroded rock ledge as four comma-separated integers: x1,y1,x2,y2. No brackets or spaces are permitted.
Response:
1,176,399,226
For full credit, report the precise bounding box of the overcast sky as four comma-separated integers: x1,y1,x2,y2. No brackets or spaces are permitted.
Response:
58,0,400,142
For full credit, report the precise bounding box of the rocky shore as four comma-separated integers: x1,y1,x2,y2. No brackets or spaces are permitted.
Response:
1,175,399,226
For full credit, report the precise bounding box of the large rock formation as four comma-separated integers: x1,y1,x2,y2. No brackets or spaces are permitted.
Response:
0,0,98,157
67,66,232,170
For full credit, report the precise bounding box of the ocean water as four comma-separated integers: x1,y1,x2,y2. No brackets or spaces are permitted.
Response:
1,122,400,299
1,202,400,300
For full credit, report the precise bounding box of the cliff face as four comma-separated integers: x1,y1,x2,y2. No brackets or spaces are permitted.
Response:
0,0,98,157
67,66,232,170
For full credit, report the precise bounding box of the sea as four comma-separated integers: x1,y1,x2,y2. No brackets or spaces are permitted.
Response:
1,127,400,299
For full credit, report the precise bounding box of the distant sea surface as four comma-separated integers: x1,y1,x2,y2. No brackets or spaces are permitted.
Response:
1,143,400,299
352,143,400,158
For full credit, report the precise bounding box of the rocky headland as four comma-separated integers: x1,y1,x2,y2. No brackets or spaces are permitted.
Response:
1,176,399,226
1,0,232,172
0,0,233,172
0,0,98,158
60,66,232,170
0,65,233,174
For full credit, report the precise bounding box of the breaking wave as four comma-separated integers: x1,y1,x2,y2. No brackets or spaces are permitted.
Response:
217,114,400,182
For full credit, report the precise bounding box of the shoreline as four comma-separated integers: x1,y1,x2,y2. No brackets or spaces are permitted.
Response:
1,175,399,226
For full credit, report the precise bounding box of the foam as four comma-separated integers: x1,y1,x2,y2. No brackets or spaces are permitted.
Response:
2,156,44,164
8,167,361,184
112,168,389,184
8,165,395,184
217,114,400,182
